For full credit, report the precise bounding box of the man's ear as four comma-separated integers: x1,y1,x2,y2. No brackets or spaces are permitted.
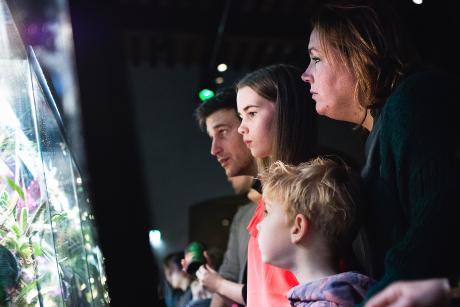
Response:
290,214,309,244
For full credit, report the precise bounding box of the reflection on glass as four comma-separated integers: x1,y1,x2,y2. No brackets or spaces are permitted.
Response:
1,1,109,305
9,0,86,171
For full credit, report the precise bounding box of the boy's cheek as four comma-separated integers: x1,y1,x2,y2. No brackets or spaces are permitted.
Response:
257,224,265,247
257,234,268,263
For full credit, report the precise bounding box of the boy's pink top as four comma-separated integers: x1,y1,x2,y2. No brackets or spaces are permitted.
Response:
246,199,299,306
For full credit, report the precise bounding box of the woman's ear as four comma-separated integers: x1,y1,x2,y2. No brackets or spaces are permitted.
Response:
290,213,309,244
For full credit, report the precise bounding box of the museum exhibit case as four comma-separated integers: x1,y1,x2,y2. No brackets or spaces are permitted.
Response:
1,0,109,305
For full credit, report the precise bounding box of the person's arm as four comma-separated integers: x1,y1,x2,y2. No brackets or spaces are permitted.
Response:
213,278,245,306
196,265,245,305
209,293,227,307
365,279,450,307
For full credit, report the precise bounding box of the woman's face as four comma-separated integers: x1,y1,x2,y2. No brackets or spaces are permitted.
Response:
301,28,362,124
237,86,276,159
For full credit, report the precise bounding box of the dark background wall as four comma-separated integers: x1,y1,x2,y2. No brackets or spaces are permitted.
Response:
69,4,160,306
127,65,234,254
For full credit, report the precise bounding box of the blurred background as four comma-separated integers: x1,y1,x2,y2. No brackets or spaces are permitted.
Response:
5,0,459,305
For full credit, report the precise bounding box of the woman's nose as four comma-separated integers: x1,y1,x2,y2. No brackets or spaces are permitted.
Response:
301,67,312,83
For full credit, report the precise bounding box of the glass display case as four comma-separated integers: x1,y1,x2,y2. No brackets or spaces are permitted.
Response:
1,1,109,306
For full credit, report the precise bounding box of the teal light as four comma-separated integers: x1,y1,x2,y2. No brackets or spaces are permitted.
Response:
198,89,215,102
149,230,162,248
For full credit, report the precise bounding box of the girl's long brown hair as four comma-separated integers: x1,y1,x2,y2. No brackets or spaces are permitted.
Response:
237,64,318,171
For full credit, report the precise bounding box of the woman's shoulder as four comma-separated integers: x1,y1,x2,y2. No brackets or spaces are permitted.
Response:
382,69,455,122
379,69,457,142
385,69,455,110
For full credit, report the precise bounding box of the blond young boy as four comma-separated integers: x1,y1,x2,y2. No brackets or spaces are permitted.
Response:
257,157,374,306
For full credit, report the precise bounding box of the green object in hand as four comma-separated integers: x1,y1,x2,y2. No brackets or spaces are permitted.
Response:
185,241,206,275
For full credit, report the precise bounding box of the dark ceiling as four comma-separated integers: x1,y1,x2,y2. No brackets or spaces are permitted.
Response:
117,0,459,92
120,0,315,70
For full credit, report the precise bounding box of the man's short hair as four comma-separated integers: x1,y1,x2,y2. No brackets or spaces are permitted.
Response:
194,87,237,131
260,157,362,251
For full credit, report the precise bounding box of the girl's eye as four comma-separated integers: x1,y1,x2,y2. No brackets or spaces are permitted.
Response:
248,112,256,118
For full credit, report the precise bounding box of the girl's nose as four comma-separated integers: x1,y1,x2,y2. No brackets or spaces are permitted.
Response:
238,122,247,135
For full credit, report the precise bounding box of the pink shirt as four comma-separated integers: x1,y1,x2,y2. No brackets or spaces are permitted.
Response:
246,199,299,306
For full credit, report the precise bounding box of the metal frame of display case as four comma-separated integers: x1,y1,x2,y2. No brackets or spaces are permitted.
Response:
27,47,66,139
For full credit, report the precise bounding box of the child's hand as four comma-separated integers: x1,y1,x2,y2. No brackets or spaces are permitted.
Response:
195,264,223,293
190,280,212,300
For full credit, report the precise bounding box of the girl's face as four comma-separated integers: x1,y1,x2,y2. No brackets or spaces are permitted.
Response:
301,28,362,124
237,86,276,158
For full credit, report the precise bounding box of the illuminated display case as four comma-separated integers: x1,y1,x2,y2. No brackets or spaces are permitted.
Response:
1,1,109,306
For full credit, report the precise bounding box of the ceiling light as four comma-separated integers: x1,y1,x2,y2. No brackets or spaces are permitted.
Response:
217,63,228,72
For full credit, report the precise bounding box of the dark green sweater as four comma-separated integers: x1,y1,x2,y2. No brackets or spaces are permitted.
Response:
361,70,460,301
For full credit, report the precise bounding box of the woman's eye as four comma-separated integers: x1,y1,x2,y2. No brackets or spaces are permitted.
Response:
311,57,320,64
248,112,256,118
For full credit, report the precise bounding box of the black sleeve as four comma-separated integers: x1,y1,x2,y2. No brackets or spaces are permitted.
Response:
241,283,247,304
241,261,248,304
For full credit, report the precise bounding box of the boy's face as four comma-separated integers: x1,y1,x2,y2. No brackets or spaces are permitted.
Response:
257,197,295,269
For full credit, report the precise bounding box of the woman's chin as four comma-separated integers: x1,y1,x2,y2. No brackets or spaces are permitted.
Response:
316,104,337,120
315,104,328,116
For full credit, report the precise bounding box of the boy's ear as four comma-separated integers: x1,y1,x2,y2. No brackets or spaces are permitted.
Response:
290,214,309,244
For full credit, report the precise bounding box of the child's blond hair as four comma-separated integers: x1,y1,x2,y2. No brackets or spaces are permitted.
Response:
260,157,362,250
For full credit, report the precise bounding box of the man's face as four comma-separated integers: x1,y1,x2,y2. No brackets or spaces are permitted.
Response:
206,109,255,177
